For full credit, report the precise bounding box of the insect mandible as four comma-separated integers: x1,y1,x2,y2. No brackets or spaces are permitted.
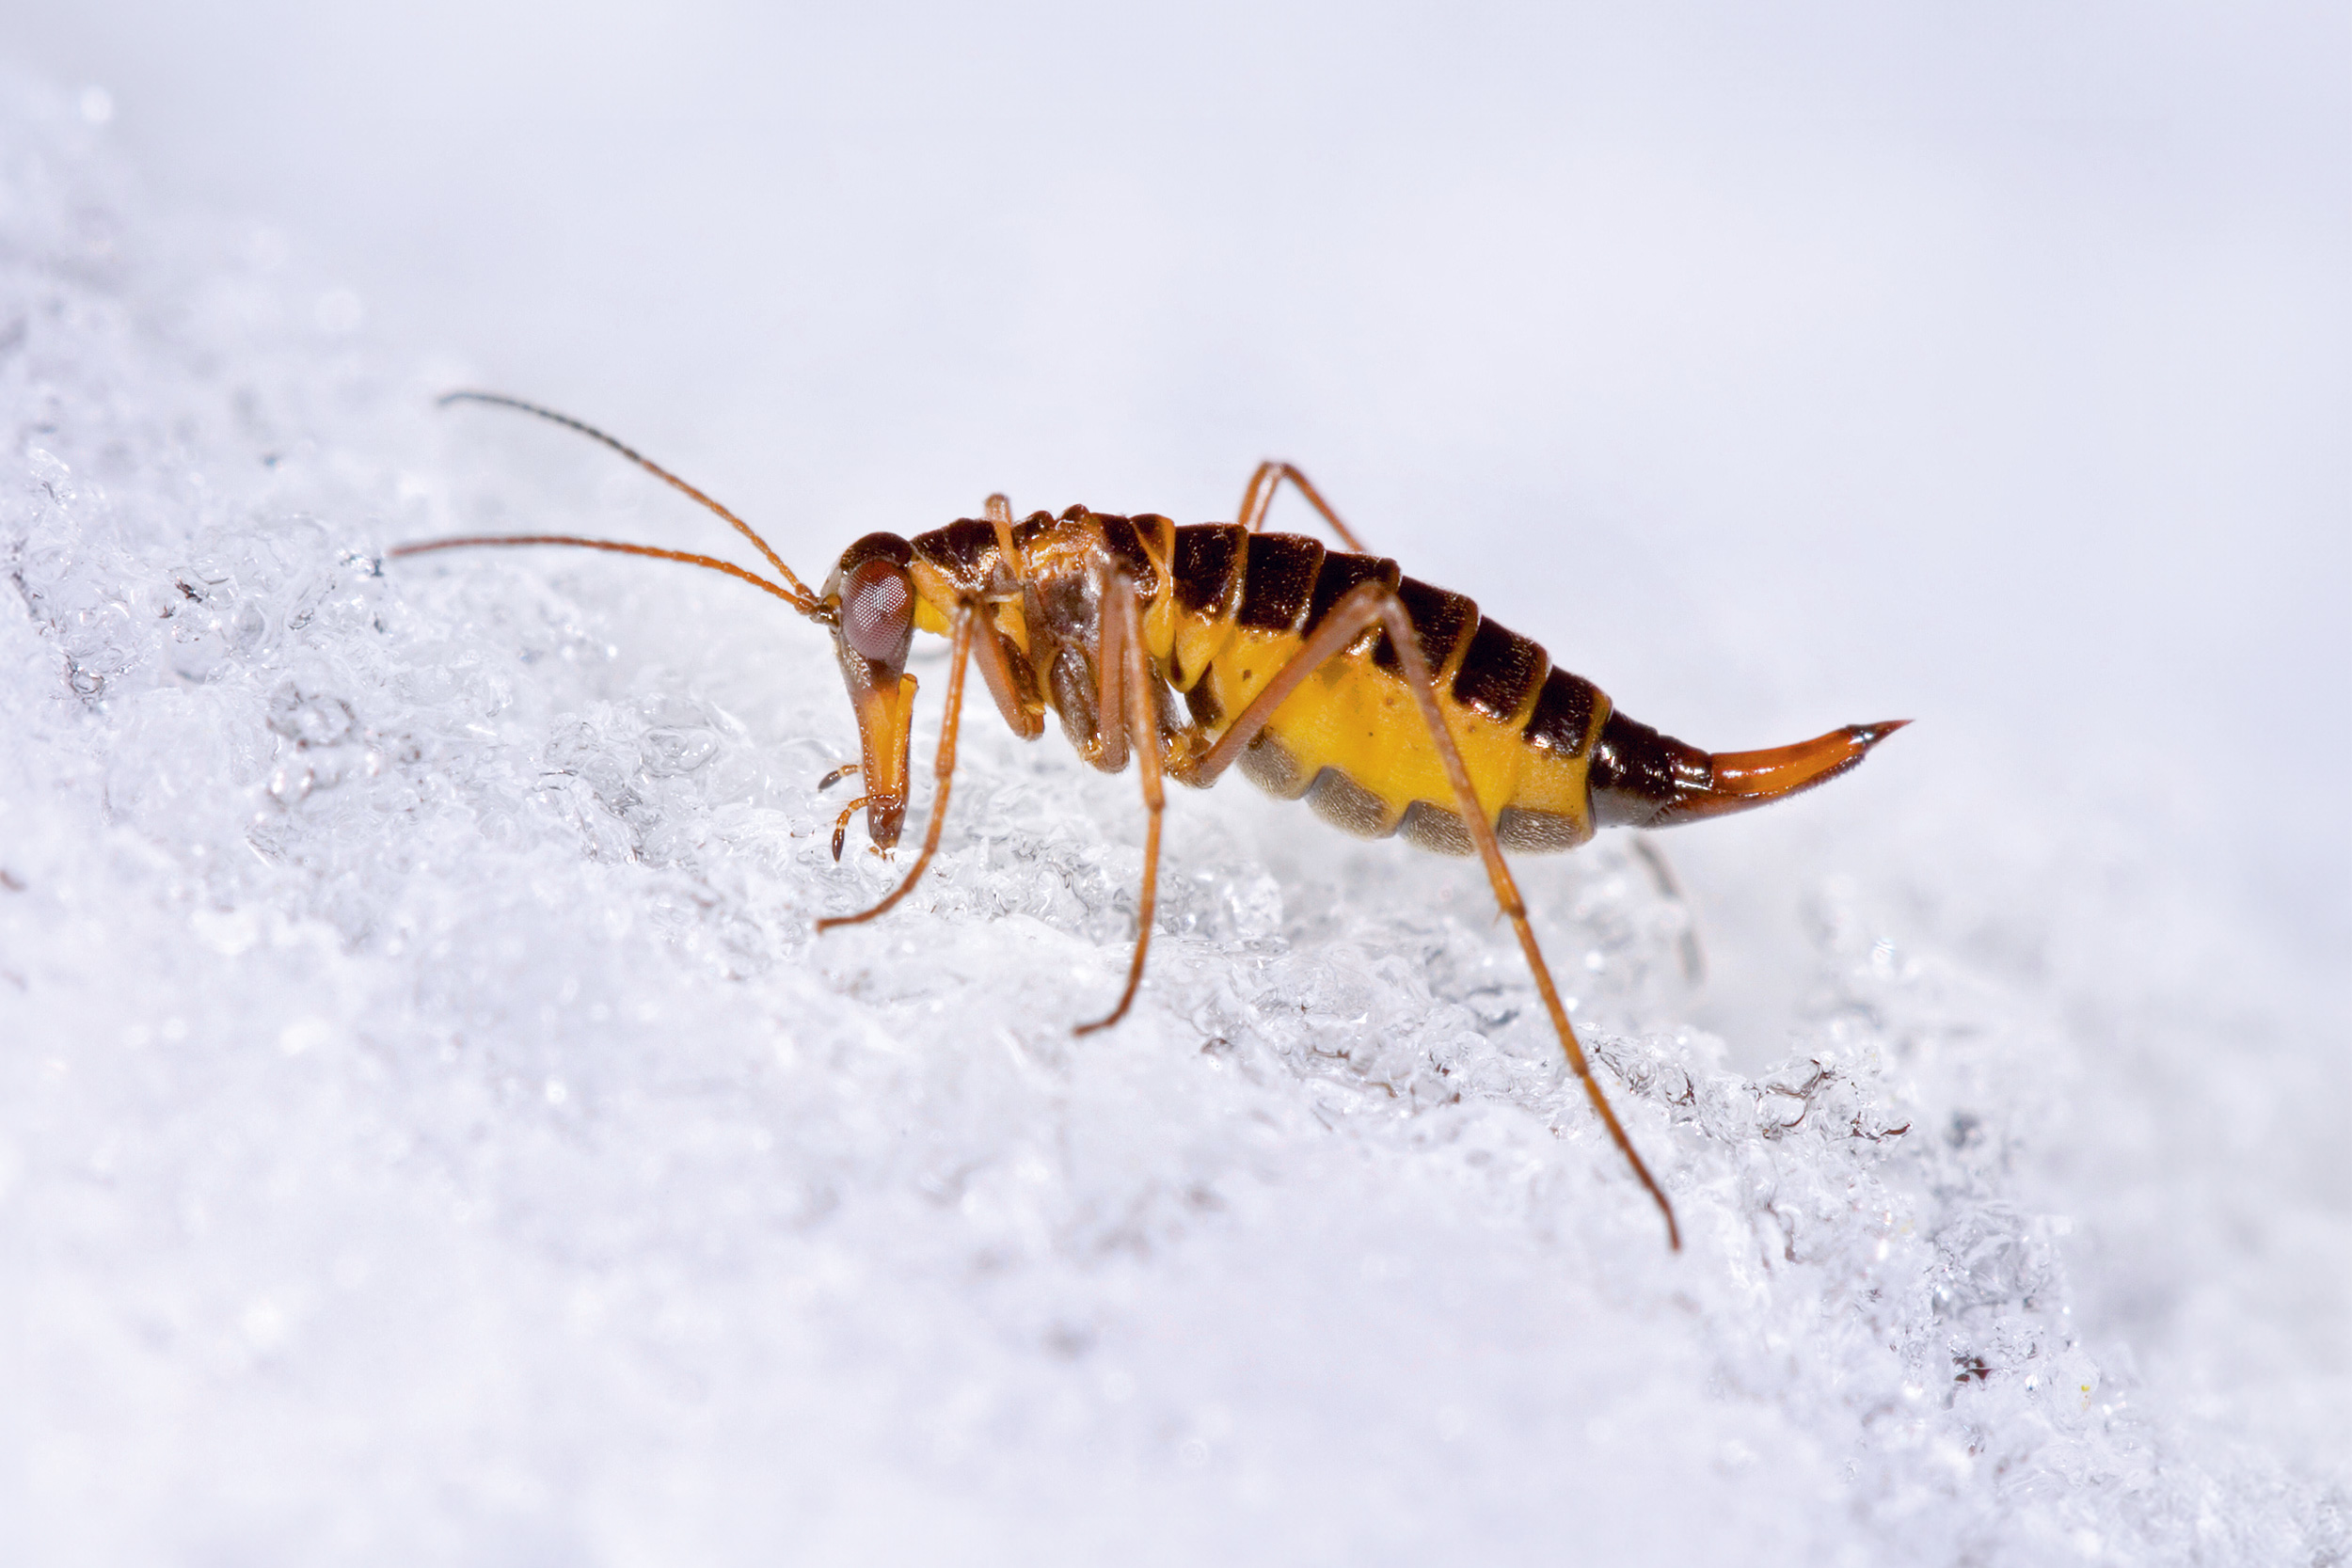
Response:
393,391,1908,1250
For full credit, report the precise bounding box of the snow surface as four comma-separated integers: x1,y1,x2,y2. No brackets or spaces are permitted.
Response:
3,58,2348,1567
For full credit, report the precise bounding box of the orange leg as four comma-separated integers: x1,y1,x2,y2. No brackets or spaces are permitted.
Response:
828,796,870,863
967,610,1044,740
815,605,975,932
966,494,1042,740
1074,572,1168,1037
1236,462,1375,553
982,493,1023,583
1175,581,1680,1251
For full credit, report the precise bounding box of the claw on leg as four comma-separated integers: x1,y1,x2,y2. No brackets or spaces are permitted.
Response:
830,796,869,863
815,605,977,933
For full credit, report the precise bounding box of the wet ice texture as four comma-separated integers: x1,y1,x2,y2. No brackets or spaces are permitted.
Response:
2,86,2345,1566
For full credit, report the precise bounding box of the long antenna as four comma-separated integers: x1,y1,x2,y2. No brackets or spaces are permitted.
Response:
434,390,825,618
387,533,818,615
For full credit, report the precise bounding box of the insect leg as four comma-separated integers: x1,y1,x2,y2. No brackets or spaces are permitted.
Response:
1175,590,1396,788
1175,582,1682,1251
1074,574,1168,1037
829,796,870,863
968,610,1045,739
982,493,1025,581
1079,562,1134,774
1236,462,1374,552
1363,585,1680,1250
815,603,976,932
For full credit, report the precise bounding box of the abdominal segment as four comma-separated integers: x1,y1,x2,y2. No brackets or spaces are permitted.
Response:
1162,525,1610,857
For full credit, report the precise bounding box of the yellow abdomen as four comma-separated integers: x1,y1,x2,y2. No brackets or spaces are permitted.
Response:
1156,528,1610,856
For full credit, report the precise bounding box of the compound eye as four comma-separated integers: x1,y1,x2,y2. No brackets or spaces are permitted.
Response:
841,558,914,662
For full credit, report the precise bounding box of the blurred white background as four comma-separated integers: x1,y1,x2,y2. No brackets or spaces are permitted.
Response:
18,0,2347,968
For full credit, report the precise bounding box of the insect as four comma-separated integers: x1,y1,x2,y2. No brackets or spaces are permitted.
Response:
394,391,1906,1250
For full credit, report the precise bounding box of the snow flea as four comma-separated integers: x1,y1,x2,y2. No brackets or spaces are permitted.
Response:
392,391,1909,1250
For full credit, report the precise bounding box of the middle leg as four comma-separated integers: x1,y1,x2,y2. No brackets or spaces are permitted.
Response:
1073,570,1169,1037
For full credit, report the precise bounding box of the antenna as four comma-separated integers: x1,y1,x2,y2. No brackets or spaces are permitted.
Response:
423,390,827,620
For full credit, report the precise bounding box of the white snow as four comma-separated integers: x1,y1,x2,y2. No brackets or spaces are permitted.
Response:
3,24,2348,1565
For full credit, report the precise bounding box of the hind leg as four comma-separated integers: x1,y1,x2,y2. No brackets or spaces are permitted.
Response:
1175,581,1681,1250
1235,461,1374,552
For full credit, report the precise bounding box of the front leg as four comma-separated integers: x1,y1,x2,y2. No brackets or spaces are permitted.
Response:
816,602,976,932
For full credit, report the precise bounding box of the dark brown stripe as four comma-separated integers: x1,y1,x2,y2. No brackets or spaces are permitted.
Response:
1011,513,1056,554
1129,513,1175,571
1235,533,1325,632
1521,668,1601,758
1095,515,1159,594
1373,577,1478,676
911,518,1003,590
1450,616,1549,722
1304,551,1402,634
1172,525,1245,617
1183,679,1224,731
1587,710,1713,828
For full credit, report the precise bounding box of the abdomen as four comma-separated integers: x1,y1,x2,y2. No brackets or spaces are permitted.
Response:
1153,525,1612,856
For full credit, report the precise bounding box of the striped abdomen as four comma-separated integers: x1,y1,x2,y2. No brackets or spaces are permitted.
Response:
1152,523,1611,855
